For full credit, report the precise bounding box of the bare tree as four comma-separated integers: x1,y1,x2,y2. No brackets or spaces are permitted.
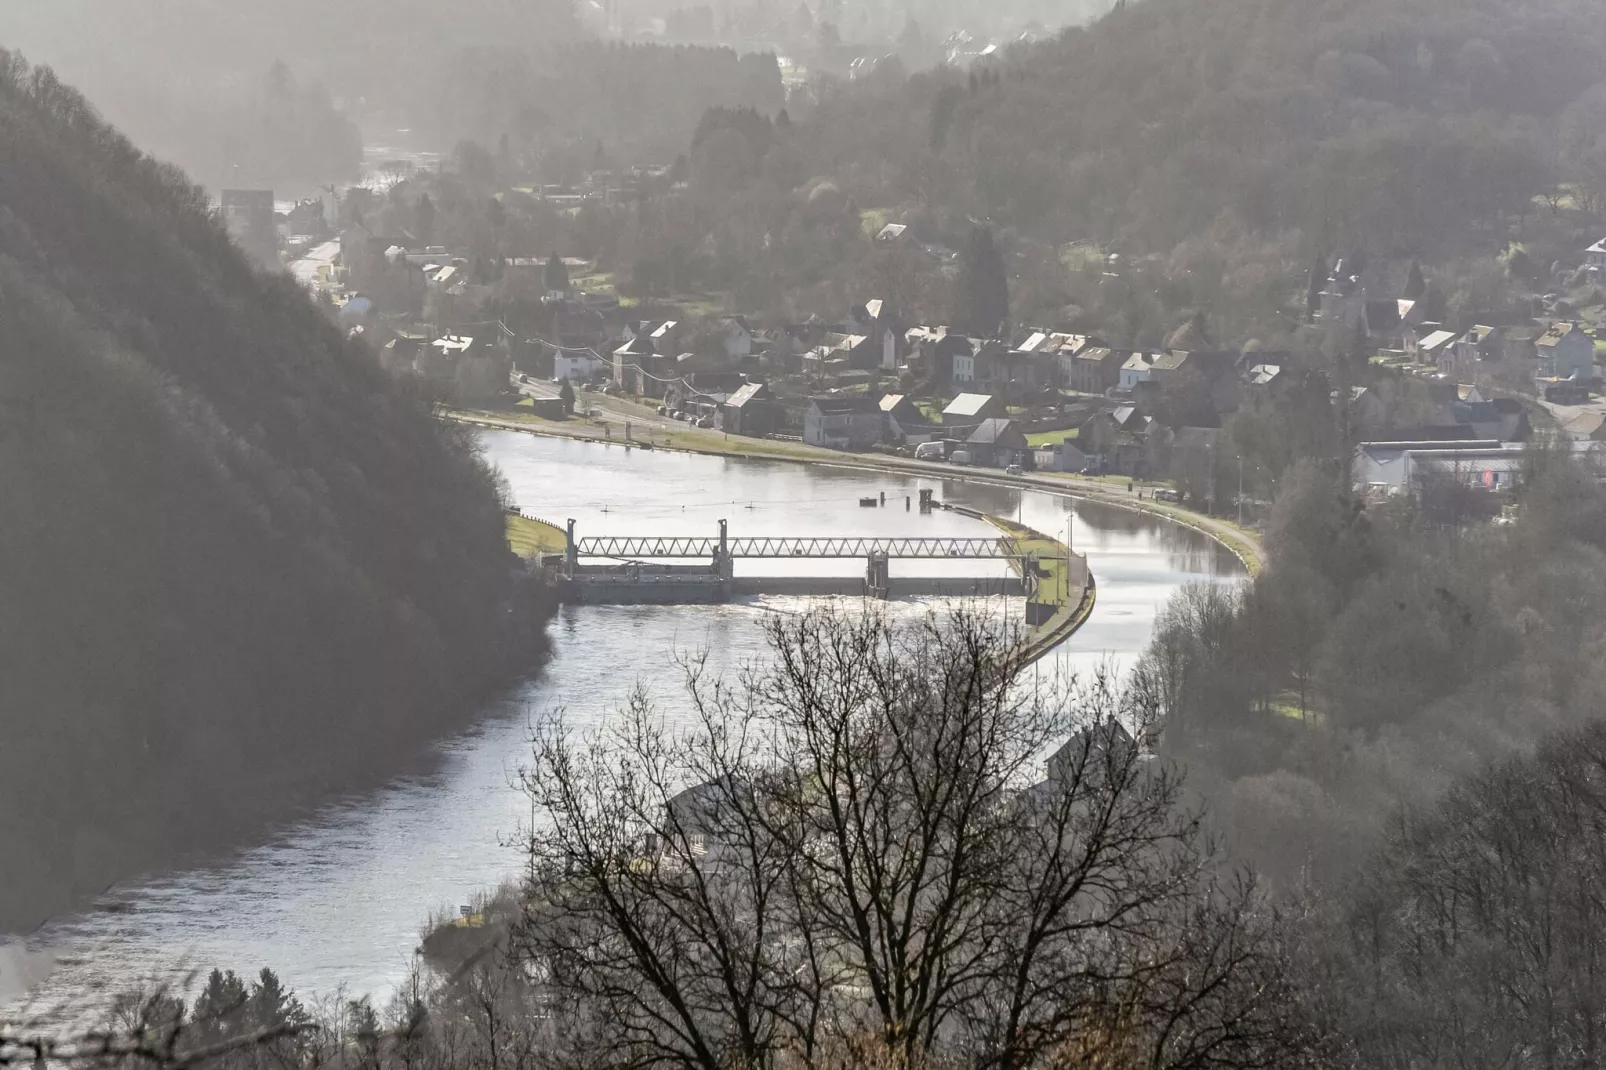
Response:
515,605,1319,1070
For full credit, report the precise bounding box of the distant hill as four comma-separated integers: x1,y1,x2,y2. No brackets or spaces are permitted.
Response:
784,0,1606,338
0,54,547,931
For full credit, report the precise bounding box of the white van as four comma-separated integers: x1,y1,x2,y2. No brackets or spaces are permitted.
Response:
913,441,945,461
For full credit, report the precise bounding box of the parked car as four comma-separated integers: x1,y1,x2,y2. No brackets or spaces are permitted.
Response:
949,450,972,466
696,415,714,428
1005,464,1023,476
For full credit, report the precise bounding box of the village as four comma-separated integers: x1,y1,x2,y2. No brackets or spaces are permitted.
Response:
238,170,1606,520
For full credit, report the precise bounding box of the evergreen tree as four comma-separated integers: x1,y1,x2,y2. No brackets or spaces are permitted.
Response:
415,193,435,246
1404,259,1427,301
545,250,571,292
191,969,249,1045
958,225,1009,337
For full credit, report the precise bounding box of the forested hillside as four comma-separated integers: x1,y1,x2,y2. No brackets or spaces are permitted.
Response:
0,55,546,930
410,44,785,177
674,0,1606,337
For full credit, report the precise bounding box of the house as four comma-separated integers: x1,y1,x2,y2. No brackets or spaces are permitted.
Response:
1412,329,1459,370
1586,238,1606,272
851,299,903,371
1363,298,1422,347
806,331,888,375
1033,438,1092,473
906,326,971,388
965,418,1030,468
1450,397,1529,442
1344,386,1388,432
613,333,656,389
876,393,934,442
1010,330,1084,391
1537,322,1597,382
980,334,1061,399
877,393,920,425
941,392,1006,428
667,371,746,413
1118,351,1184,391
1067,346,1122,394
1450,325,1505,372
1314,260,1425,344
951,338,984,386
803,396,883,449
414,333,511,404
649,319,681,352
554,352,606,380
1047,721,1138,787
722,381,778,437
717,317,754,361
651,776,750,861
1078,405,1155,477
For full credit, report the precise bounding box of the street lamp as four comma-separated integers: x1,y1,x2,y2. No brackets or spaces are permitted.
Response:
1065,513,1073,604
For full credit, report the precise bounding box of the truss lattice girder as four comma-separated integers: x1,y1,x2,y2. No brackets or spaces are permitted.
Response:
575,536,1024,559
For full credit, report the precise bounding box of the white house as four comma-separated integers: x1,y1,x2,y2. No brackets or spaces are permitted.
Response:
953,344,977,385
554,353,606,380
803,396,883,449
1118,351,1183,390
1586,238,1606,271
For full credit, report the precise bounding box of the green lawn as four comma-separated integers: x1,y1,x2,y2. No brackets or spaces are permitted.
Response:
987,517,1081,608
1026,428,1078,448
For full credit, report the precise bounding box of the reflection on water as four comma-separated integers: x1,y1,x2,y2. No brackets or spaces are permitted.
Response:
2,432,1244,1024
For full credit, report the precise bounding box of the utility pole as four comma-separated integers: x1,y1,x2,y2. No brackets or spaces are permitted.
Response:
1237,454,1244,527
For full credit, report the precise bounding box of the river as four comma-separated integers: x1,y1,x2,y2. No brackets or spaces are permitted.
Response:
0,432,1243,1024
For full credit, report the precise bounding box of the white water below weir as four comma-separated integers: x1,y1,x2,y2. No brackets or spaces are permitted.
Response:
1,432,1245,1023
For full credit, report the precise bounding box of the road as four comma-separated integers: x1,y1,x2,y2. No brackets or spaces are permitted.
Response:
1538,395,1605,431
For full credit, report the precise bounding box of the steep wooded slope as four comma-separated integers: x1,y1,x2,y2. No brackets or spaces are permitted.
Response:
0,55,544,930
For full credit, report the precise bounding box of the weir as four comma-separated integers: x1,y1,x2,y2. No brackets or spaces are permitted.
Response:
553,519,1031,605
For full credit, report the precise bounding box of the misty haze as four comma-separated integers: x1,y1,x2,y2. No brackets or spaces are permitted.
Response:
3,1,1606,1068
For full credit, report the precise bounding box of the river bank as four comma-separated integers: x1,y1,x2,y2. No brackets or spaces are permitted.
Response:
447,406,1265,575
